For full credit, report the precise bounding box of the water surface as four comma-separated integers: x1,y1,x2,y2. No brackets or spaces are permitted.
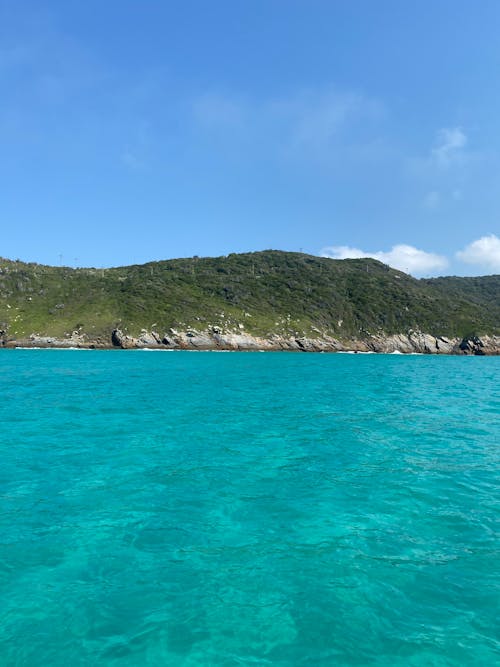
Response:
0,350,498,665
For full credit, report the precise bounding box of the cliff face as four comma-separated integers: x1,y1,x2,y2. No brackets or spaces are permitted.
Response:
0,251,499,352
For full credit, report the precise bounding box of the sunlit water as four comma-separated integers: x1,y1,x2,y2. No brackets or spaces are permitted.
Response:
0,350,498,666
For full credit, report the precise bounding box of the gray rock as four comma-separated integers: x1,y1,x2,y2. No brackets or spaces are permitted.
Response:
214,332,267,350
435,336,455,353
111,329,137,349
136,332,160,347
162,335,178,348
187,333,215,349
458,335,494,355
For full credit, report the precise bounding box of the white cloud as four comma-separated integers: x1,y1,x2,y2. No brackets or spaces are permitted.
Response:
456,234,500,272
320,243,449,276
431,127,467,167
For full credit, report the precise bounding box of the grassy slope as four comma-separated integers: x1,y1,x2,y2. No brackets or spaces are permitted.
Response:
0,251,498,340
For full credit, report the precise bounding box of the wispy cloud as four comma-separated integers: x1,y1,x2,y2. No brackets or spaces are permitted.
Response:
119,119,153,171
120,150,145,171
191,87,384,159
192,92,246,127
413,129,470,210
423,190,441,209
320,243,449,276
431,127,467,167
456,234,500,272
422,188,463,209
271,89,384,153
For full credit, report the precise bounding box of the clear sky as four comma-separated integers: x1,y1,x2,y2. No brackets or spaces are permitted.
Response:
1,1,499,275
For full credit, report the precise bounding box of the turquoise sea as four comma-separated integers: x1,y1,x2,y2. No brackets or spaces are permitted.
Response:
0,350,498,666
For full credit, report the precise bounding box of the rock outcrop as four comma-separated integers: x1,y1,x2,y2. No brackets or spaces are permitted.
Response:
105,328,500,355
2,327,498,354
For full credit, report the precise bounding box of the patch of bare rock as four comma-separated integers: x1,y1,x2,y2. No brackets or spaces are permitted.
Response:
107,328,500,355
1,327,498,354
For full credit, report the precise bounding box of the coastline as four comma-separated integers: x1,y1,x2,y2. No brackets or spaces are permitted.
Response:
2,329,499,355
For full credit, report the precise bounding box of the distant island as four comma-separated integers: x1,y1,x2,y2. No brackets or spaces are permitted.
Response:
0,251,499,354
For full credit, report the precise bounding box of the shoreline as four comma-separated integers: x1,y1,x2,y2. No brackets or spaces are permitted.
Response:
2,329,499,355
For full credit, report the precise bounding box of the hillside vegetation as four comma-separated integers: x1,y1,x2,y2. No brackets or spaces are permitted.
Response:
0,251,498,342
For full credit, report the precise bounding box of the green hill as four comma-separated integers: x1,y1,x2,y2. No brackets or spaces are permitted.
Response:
0,251,498,343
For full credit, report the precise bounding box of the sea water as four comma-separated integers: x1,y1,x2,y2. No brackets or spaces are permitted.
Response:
0,349,498,666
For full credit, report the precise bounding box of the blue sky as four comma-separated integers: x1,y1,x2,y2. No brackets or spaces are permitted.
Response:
1,1,499,275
